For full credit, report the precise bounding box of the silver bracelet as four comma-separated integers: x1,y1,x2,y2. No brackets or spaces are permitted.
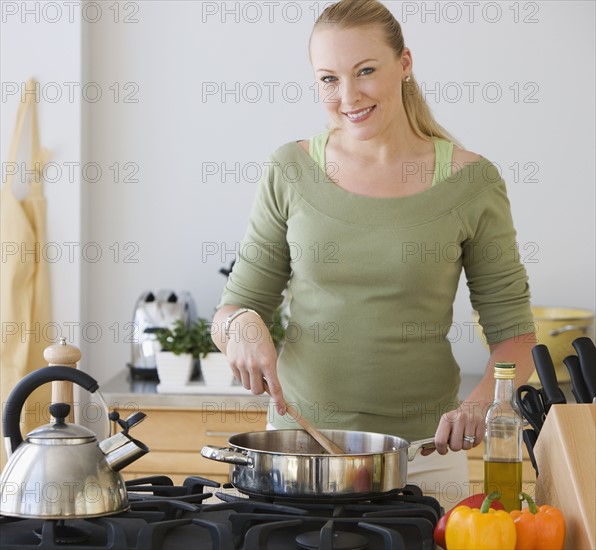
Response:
224,308,261,339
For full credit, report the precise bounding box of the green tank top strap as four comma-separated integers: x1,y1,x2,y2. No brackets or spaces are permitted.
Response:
431,137,454,186
309,131,330,173
309,130,454,187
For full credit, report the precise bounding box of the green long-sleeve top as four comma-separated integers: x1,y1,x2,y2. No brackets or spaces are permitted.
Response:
218,139,533,441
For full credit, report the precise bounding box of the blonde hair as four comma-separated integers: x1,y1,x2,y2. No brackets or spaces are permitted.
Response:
311,0,461,146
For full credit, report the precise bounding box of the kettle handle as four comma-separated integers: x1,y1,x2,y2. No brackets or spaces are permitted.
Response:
3,366,99,453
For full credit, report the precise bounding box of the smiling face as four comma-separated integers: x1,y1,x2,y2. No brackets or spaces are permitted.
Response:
310,24,412,141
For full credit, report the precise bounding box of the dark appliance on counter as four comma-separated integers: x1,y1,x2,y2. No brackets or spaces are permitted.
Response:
128,290,197,380
0,475,441,549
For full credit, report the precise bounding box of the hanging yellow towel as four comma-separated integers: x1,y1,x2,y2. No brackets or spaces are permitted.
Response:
1,78,52,468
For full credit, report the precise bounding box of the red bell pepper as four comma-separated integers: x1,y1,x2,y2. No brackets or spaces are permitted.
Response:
434,493,506,549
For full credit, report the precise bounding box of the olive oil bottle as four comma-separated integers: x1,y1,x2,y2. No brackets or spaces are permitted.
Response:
483,362,523,511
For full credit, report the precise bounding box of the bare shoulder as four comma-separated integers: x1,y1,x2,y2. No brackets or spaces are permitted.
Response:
298,140,309,153
452,146,483,169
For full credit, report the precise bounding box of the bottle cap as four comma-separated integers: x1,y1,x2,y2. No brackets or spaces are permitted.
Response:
494,362,516,379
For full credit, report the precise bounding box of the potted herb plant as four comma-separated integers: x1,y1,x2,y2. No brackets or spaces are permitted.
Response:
196,318,234,386
269,305,287,354
156,307,288,387
199,308,287,386
155,319,205,385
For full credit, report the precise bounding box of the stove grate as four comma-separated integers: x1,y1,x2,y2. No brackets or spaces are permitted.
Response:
0,475,441,549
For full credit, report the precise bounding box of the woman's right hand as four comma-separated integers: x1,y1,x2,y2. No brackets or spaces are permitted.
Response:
218,308,287,415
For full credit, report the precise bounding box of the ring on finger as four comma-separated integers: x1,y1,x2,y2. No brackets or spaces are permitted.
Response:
463,435,476,444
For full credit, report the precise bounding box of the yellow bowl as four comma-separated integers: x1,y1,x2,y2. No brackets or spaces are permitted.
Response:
473,306,594,385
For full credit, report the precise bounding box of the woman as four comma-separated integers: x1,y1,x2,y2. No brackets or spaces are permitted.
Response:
212,0,535,500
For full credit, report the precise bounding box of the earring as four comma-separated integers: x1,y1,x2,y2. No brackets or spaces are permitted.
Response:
405,75,411,83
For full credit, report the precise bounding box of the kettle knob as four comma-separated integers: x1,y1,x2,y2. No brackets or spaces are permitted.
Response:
49,403,71,424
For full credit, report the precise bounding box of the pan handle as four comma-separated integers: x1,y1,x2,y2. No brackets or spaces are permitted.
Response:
407,438,436,461
201,445,254,467
548,324,590,336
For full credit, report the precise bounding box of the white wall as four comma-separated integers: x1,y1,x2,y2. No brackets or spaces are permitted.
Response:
3,1,595,388
1,2,83,356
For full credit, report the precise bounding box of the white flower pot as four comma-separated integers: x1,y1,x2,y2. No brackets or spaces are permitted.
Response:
200,352,233,386
156,351,193,385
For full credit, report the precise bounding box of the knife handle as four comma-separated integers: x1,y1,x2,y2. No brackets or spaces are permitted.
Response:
522,429,539,477
572,337,596,400
531,344,566,410
563,355,591,403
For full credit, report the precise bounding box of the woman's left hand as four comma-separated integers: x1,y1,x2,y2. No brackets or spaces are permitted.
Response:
432,333,536,454
433,399,488,455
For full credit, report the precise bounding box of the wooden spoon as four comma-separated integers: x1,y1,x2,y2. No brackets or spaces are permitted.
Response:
262,380,344,454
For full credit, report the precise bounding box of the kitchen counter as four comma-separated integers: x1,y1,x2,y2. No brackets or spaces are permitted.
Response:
101,370,271,485
101,369,576,406
102,369,484,403
101,368,269,409
102,365,577,424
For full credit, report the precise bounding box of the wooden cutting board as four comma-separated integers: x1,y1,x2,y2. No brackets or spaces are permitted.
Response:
534,404,595,550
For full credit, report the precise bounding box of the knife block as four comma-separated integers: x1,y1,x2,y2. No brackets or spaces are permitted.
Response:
534,404,595,550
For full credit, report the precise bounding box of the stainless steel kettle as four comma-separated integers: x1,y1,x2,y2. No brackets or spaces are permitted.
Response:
0,366,149,519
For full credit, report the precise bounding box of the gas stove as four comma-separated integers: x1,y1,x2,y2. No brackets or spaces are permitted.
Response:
0,475,442,549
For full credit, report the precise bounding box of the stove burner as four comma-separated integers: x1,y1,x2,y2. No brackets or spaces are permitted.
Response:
33,520,90,544
220,482,425,504
1,476,440,549
296,529,369,550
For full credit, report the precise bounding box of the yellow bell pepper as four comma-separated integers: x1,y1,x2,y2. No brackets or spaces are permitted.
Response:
445,492,517,550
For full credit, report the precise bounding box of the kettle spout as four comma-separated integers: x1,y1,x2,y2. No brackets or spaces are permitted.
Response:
99,432,148,472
